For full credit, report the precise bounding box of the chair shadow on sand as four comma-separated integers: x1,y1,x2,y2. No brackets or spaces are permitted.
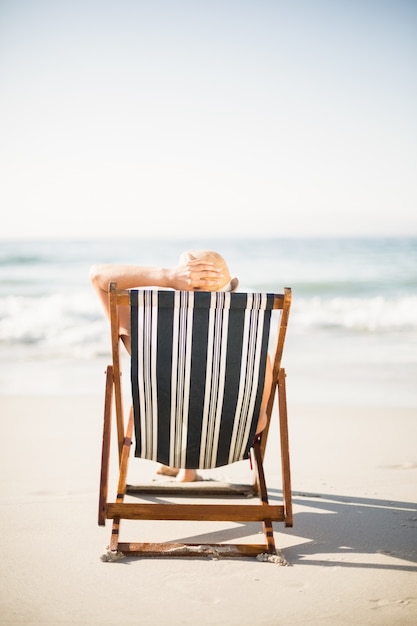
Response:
278,490,417,571
137,488,417,570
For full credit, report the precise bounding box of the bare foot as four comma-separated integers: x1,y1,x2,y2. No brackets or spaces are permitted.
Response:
176,469,201,482
156,464,179,477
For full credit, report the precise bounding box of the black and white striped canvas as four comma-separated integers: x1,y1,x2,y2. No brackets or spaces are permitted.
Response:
130,290,274,469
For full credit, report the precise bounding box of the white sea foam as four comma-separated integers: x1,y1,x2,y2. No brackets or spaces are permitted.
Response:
0,237,415,402
0,291,108,358
292,295,417,333
1,291,416,361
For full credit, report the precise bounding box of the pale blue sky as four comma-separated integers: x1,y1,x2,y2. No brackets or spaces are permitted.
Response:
1,0,416,239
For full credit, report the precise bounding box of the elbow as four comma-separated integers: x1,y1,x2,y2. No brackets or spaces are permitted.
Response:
89,264,106,292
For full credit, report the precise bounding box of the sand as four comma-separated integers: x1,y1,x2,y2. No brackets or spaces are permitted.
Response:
0,394,416,625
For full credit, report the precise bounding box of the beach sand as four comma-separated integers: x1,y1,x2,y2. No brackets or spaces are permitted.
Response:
0,394,416,625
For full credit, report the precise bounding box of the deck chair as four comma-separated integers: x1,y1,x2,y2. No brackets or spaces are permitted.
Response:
98,284,292,559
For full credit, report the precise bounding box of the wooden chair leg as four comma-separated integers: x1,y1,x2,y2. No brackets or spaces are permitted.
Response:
98,366,113,526
109,518,121,552
278,368,293,527
108,407,134,550
252,438,276,554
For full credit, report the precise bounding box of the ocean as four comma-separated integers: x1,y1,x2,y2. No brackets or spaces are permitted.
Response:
1,237,416,407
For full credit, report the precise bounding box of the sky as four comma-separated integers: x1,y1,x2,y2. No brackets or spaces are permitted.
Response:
0,0,416,240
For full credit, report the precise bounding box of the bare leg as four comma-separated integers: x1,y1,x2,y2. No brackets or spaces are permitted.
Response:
255,356,273,434
256,409,268,435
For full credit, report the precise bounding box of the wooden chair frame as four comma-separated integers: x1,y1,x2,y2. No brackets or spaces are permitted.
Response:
98,284,293,558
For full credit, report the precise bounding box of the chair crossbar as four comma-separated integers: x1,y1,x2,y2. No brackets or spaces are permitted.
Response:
106,503,285,522
116,543,275,558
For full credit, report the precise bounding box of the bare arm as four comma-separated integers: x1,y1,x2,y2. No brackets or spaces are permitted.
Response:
90,258,224,336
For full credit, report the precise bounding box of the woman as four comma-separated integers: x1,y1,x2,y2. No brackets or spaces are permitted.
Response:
90,250,270,481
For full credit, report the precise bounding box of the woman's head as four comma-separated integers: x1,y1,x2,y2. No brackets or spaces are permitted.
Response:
179,250,239,292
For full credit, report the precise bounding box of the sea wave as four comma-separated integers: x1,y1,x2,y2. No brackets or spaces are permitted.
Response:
0,292,108,358
1,291,416,360
291,295,417,333
0,254,47,267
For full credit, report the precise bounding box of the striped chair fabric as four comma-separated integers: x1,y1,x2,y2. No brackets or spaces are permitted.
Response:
130,290,274,470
